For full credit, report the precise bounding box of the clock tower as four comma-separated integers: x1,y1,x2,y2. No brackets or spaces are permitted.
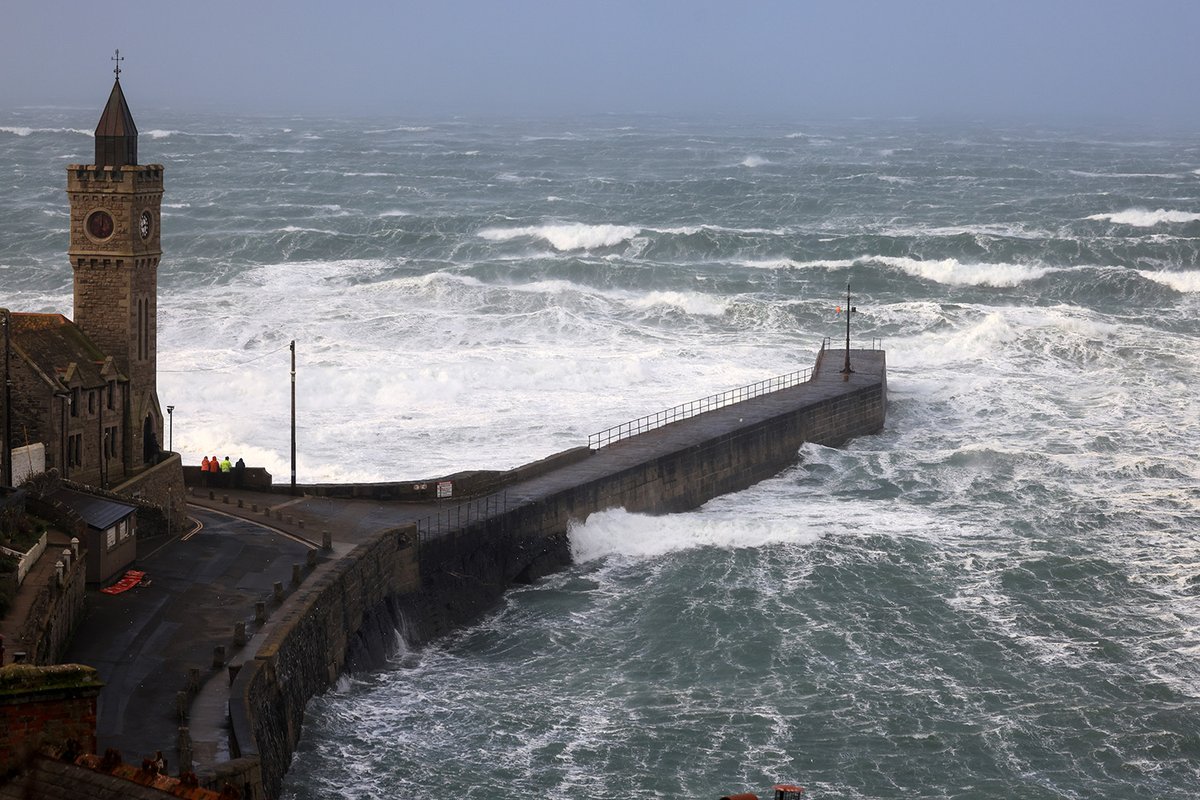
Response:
66,59,165,467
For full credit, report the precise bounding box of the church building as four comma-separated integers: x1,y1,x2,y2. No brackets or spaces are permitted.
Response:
3,67,174,507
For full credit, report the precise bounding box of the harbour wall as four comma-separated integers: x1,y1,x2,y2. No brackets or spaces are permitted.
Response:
219,353,887,798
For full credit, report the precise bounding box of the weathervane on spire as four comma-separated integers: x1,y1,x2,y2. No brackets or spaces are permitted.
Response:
111,49,123,81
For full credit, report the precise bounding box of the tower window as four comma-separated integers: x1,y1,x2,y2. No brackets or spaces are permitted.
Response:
88,391,95,415
70,388,80,417
107,381,115,410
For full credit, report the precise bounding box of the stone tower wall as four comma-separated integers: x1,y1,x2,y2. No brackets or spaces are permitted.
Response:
66,164,164,466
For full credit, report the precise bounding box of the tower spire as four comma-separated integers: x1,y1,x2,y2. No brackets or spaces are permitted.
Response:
94,54,138,168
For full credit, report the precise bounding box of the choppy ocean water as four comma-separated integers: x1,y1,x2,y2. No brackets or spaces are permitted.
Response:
2,112,1199,798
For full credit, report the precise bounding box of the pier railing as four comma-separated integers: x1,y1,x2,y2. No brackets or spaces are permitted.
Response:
587,365,813,450
587,337,884,451
415,490,510,543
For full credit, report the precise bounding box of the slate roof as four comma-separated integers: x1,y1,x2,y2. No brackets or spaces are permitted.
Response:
11,313,117,391
94,79,138,168
53,487,135,531
0,757,222,800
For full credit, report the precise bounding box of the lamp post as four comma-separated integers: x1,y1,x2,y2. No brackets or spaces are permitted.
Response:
166,405,175,453
1,308,11,489
840,280,855,376
289,340,296,494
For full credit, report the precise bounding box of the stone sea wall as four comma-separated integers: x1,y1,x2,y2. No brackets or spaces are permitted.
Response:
221,360,886,799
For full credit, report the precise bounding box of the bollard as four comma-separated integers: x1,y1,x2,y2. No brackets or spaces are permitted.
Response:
222,495,229,504
291,563,302,586
187,667,201,694
237,498,244,508
61,548,72,570
252,504,258,513
70,537,80,559
233,621,246,647
255,601,266,625
298,519,304,530
322,530,332,551
264,507,271,518
306,549,317,570
178,726,193,774
55,560,64,586
273,581,284,603
176,690,189,721
208,491,214,500
212,645,225,669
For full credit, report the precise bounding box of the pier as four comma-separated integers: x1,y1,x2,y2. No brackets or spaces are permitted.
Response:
63,345,887,799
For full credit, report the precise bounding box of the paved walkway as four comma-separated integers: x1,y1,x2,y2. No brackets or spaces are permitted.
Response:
0,530,73,666
61,508,322,766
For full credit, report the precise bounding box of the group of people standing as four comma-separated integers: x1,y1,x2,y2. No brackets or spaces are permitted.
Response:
200,454,247,488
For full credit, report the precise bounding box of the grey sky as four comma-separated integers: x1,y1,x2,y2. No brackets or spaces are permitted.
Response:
3,0,1198,124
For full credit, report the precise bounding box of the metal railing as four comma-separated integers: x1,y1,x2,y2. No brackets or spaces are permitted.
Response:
587,337,885,451
588,365,813,450
415,490,510,543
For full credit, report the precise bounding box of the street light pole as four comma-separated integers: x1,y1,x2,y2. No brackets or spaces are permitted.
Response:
290,340,296,494
2,308,12,489
840,280,855,376
166,405,174,453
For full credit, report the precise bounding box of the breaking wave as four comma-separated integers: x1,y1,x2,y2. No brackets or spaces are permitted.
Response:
478,223,640,250
871,255,1055,286
0,126,91,137
1087,208,1200,226
1137,269,1200,293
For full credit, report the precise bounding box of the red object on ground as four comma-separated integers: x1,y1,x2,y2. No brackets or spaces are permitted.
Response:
100,570,146,595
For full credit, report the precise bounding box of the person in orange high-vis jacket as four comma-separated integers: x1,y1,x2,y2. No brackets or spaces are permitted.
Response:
201,456,211,487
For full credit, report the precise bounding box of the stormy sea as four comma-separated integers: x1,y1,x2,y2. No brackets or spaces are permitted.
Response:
2,112,1199,799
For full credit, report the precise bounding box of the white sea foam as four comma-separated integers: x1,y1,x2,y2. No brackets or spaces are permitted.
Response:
363,126,432,134
0,126,91,137
144,129,239,139
569,507,822,562
1069,170,1183,179
1137,269,1200,293
627,291,729,317
740,155,770,168
1087,208,1200,226
478,222,639,251
738,258,855,271
871,255,1055,287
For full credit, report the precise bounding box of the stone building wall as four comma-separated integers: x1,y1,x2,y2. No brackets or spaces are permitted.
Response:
0,664,102,778
109,452,187,537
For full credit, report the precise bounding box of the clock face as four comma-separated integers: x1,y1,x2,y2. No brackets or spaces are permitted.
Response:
87,210,114,240
140,210,152,240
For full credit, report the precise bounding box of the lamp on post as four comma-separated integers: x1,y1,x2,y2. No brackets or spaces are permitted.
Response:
166,405,175,453
290,340,296,495
840,280,856,377
1,307,11,489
